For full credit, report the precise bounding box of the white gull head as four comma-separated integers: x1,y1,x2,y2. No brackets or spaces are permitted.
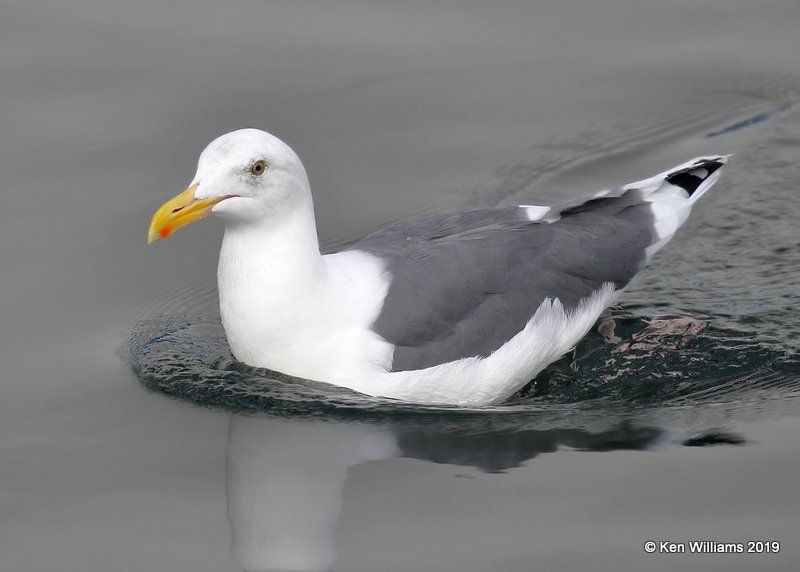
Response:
192,128,312,224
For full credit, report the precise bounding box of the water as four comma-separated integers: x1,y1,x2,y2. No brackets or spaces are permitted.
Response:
2,1,800,570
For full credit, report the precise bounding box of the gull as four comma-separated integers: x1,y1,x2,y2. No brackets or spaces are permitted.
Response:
149,129,726,406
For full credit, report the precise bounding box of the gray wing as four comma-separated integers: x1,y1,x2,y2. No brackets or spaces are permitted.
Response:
347,158,723,372
347,204,650,371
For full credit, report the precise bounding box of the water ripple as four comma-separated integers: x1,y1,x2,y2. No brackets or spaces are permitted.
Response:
125,311,800,429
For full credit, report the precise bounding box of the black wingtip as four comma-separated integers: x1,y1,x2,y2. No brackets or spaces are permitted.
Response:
665,158,726,196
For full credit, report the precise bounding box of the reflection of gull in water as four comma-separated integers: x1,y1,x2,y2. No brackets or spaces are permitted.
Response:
226,416,397,572
225,415,741,571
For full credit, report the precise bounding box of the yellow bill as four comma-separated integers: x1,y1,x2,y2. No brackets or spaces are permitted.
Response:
148,183,229,243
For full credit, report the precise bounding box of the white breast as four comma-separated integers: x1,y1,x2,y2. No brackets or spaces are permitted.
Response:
218,221,394,381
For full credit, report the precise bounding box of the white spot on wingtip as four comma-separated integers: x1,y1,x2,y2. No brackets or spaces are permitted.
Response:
520,205,551,221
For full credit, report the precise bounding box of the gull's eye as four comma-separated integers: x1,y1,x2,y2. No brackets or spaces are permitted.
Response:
250,160,267,176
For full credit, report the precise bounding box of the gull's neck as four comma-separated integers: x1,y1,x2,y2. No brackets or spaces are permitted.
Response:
217,198,328,366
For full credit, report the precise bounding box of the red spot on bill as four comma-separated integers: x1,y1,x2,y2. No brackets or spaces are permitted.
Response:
159,227,171,239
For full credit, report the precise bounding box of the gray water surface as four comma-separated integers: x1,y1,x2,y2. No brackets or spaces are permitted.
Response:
2,1,800,571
